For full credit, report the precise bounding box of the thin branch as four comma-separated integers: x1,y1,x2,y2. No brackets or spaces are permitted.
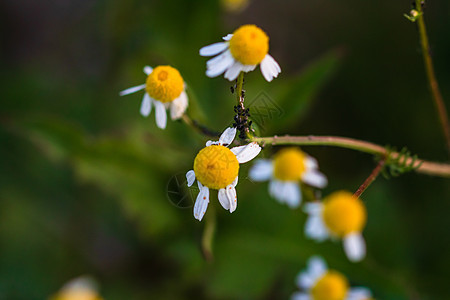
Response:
251,135,450,178
415,0,450,154
354,159,386,198
181,114,220,137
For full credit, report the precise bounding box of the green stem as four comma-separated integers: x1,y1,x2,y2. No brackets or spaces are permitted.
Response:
251,135,450,177
201,203,216,262
415,0,450,155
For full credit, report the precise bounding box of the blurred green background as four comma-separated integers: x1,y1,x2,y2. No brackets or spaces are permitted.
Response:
1,0,450,299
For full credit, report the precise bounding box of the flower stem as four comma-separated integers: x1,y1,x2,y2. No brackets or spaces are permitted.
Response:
181,114,220,137
201,203,216,262
354,159,386,198
251,135,450,177
415,0,450,155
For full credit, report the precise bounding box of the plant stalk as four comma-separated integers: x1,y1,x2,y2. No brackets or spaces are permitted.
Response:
415,0,450,154
251,135,450,177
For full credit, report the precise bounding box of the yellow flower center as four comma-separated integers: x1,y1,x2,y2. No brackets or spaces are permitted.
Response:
193,145,239,190
273,148,307,181
311,271,349,300
322,191,367,237
145,65,184,103
51,290,102,300
229,24,269,65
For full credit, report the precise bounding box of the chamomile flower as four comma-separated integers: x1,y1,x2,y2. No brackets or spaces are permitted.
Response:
120,65,188,129
49,276,102,300
199,24,281,82
186,127,261,221
292,256,373,300
304,191,367,262
249,148,327,208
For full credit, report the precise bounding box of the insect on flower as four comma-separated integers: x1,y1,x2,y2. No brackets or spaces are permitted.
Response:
199,24,281,82
186,127,261,221
120,65,188,129
304,191,368,262
249,147,327,208
292,256,373,300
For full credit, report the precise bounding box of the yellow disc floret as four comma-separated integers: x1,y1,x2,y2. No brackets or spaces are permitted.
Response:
51,290,103,300
229,24,269,65
273,147,307,181
145,65,184,103
193,145,239,190
311,271,349,300
322,191,367,237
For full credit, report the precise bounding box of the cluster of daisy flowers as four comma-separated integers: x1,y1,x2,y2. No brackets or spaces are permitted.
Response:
120,23,373,297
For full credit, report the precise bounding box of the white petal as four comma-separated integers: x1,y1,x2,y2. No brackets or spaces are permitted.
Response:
186,170,195,187
290,292,310,300
225,184,237,213
199,42,228,56
143,65,153,75
218,188,230,210
241,64,257,72
60,276,97,293
249,159,273,182
231,142,261,163
224,61,245,81
223,34,233,41
154,100,167,129
218,127,236,145
260,54,281,82
303,202,323,215
197,181,203,189
295,272,315,290
302,170,328,188
119,84,146,96
269,180,302,208
193,186,210,221
206,51,235,78
307,256,327,280
344,233,366,262
231,176,238,187
207,49,232,67
170,90,188,120
305,156,318,170
304,214,329,241
140,93,152,117
347,287,372,300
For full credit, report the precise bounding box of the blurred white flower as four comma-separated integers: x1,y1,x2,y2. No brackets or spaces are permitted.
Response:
292,256,373,300
249,147,327,208
49,276,102,300
304,191,367,262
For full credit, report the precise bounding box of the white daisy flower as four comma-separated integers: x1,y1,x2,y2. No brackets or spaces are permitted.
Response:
119,65,188,129
249,147,327,209
50,276,103,300
304,191,368,262
291,256,373,300
186,127,261,221
199,24,281,82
